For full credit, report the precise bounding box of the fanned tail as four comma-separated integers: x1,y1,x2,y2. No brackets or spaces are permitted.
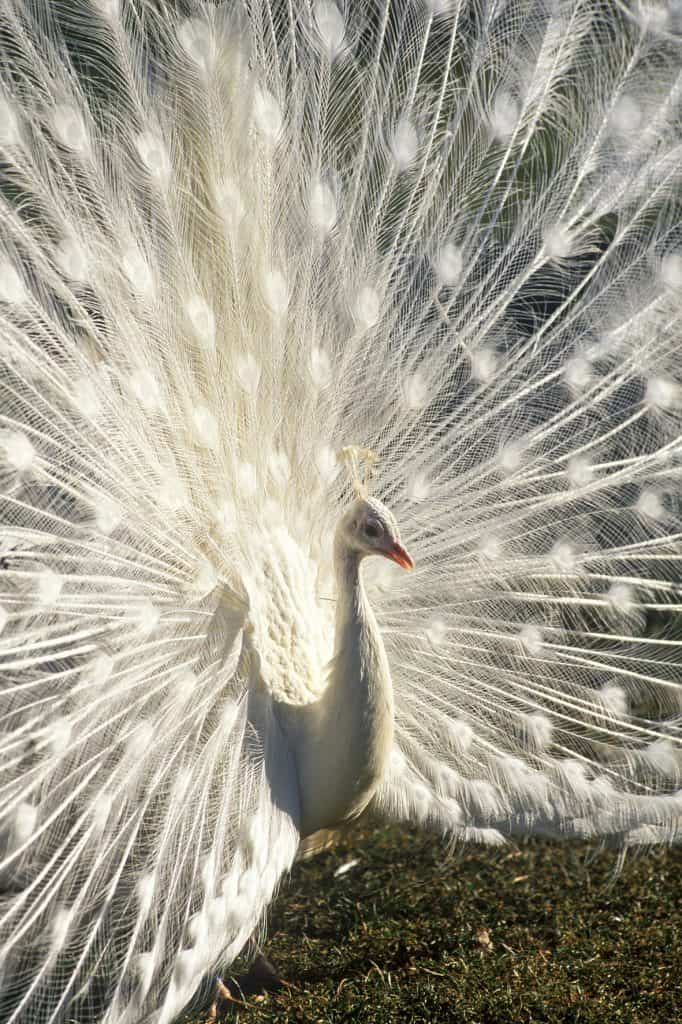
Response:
0,3,308,1020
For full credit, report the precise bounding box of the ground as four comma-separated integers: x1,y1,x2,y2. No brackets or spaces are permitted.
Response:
192,824,682,1024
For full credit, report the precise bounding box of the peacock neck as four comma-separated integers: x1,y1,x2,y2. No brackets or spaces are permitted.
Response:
331,541,385,696
290,537,395,837
333,541,366,648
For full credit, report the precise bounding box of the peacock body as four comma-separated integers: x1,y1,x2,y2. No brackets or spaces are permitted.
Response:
0,0,681,1020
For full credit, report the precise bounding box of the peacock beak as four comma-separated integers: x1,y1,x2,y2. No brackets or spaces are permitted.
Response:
385,541,415,571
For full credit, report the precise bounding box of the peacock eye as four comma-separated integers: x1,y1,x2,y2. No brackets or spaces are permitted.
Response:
364,520,383,539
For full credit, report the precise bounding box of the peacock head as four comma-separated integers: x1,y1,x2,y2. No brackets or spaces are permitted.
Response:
338,497,414,570
336,445,414,570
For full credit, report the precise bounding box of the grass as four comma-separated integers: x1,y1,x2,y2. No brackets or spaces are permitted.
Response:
198,824,682,1024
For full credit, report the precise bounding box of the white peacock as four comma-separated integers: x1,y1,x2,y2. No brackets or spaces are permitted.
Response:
0,1,680,1022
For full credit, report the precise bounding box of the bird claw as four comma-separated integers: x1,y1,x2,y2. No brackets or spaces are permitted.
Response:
208,956,288,1018
208,977,245,1020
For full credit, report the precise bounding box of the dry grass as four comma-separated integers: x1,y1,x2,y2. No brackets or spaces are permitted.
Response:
187,824,682,1023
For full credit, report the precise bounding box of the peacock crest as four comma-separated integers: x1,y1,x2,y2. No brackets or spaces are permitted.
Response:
339,445,380,499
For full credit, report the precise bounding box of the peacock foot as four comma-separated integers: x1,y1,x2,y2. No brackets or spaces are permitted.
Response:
208,954,287,1018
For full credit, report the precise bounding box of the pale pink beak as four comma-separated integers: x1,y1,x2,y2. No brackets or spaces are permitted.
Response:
384,541,415,571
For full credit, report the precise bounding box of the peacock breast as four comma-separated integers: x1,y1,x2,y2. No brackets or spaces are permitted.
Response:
244,525,333,706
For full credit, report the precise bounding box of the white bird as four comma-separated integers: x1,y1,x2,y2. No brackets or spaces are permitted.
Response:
0,0,681,1020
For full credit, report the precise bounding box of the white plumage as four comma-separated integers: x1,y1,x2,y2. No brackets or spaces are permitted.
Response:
0,0,681,1020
